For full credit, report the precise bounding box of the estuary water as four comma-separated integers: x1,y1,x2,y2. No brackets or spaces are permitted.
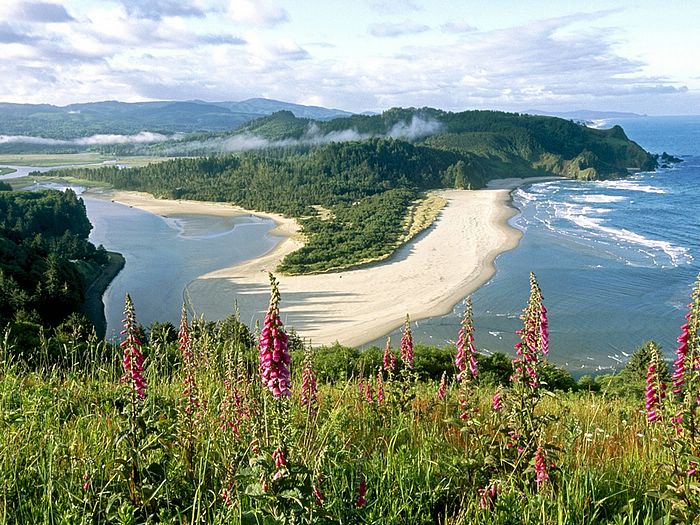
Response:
375,116,700,374
84,198,280,341
1,174,281,340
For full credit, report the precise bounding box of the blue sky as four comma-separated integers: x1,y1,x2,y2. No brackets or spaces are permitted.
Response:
1,0,698,114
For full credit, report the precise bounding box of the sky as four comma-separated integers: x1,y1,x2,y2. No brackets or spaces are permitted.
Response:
1,0,699,115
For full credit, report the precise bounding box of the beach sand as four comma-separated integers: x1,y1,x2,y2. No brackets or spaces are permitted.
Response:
106,178,560,347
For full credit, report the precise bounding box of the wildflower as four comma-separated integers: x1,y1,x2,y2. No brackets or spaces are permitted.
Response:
382,337,395,371
437,371,447,401
672,322,689,394
221,486,233,507
259,273,291,399
540,305,549,355
400,315,413,369
364,380,373,404
492,388,503,412
455,298,478,381
356,477,367,508
376,368,384,405
272,447,288,480
120,294,146,399
511,273,548,390
82,471,90,492
479,482,498,510
534,446,549,488
300,349,318,413
689,461,698,476
645,342,666,423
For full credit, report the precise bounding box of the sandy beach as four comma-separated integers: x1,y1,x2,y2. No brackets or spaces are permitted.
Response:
105,178,560,347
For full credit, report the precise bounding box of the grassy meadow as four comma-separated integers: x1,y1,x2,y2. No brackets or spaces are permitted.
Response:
1,273,698,524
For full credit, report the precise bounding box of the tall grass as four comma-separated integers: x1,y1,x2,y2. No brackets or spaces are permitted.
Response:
2,273,698,523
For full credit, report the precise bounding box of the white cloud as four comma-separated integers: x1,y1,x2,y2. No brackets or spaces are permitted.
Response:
227,0,288,27
440,20,477,34
369,20,430,38
2,1,74,23
369,0,422,15
0,4,694,115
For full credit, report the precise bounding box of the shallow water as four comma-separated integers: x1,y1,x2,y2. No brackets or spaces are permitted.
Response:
11,178,281,340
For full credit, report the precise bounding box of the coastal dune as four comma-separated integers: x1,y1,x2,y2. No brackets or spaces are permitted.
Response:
110,180,557,347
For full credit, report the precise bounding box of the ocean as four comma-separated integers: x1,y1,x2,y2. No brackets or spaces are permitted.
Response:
376,116,700,374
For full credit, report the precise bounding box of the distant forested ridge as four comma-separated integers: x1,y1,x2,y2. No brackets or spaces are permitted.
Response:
47,107,656,274
0,98,352,143
0,187,110,328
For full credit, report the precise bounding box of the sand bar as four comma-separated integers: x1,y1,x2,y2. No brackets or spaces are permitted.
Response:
106,190,299,238
101,178,560,347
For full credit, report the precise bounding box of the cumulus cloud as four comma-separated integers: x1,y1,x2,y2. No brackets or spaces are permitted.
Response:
227,0,288,27
440,20,477,33
369,0,422,15
0,22,32,43
116,0,206,20
0,5,693,116
369,20,430,38
8,1,74,23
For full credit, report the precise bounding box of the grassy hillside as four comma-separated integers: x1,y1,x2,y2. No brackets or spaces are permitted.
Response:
1,273,698,523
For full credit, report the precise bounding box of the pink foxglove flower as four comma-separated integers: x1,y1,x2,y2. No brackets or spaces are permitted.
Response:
455,298,478,381
673,322,689,394
313,482,325,506
272,447,288,480
479,482,499,510
364,380,373,404
376,369,384,405
645,342,666,423
511,273,548,390
400,314,413,369
259,274,291,399
382,337,395,371
120,294,146,399
534,446,549,488
437,371,447,401
540,304,549,356
492,388,503,412
300,349,318,413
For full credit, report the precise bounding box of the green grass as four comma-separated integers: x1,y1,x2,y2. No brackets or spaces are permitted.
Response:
0,168,16,176
0,326,675,524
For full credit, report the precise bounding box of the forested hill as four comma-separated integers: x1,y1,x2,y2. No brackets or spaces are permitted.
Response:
44,107,657,274
0,99,352,140
51,107,658,274
228,107,657,180
51,139,481,274
0,186,111,332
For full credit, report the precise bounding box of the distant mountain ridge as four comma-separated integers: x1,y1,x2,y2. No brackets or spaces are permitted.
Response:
0,98,353,139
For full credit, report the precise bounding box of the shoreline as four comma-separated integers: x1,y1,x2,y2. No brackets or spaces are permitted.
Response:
79,251,126,339
92,178,561,347
186,177,561,346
